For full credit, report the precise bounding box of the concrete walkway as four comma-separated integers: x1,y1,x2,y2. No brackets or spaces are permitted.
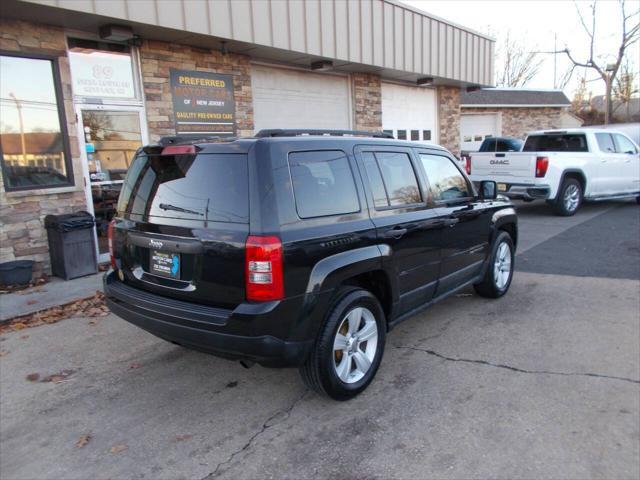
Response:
0,272,103,322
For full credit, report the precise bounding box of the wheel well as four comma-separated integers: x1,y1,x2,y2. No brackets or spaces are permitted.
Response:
341,270,392,320
562,171,586,192
499,223,517,248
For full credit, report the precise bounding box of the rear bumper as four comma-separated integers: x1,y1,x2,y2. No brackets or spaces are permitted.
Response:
474,181,551,200
103,271,314,367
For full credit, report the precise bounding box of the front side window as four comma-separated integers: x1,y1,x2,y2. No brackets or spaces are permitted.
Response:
613,134,637,154
0,54,72,190
419,154,470,202
595,133,616,153
289,150,360,219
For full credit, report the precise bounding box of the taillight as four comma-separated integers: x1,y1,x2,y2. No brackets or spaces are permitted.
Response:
161,145,196,155
107,219,116,269
245,235,284,301
464,155,471,174
536,156,549,177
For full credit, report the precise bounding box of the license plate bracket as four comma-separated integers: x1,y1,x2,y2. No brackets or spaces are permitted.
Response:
150,250,181,279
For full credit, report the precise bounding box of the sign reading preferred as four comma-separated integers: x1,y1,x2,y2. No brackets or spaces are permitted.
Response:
170,69,236,137
69,51,136,99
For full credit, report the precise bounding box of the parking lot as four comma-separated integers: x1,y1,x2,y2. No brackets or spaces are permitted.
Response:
1,200,639,480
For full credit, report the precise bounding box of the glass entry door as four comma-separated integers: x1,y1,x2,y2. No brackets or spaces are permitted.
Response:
77,106,147,260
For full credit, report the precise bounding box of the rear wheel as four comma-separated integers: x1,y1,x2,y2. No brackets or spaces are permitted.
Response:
474,231,515,298
299,288,386,400
553,178,582,216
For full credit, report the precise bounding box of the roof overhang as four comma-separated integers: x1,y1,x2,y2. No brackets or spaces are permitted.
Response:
461,104,570,108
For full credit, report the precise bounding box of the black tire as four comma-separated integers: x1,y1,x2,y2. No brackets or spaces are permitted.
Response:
552,178,582,216
299,287,386,401
473,231,515,298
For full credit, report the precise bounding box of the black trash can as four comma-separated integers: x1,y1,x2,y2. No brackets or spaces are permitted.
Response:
44,211,98,280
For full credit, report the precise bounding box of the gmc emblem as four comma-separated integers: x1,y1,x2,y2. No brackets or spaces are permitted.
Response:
490,159,510,165
149,239,164,249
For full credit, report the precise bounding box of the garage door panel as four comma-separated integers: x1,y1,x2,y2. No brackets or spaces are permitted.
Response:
460,114,499,152
381,83,437,144
252,65,351,131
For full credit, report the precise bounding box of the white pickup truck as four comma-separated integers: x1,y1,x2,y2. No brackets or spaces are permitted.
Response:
468,128,640,215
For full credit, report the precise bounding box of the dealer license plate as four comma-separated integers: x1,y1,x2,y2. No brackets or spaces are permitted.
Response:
497,183,508,192
150,250,181,279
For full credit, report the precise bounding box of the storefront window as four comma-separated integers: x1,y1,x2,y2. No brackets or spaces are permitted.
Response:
0,54,72,190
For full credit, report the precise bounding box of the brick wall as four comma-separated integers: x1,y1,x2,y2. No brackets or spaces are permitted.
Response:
437,86,461,156
352,73,382,131
0,20,87,279
461,107,564,140
139,40,254,140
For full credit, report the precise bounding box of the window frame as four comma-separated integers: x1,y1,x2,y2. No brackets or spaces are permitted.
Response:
0,50,74,192
414,149,475,206
287,149,361,220
355,145,430,213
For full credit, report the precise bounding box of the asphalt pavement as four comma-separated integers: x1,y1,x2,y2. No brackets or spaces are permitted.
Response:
1,200,638,480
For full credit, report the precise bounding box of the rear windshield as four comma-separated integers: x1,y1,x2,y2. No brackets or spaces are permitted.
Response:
117,152,248,223
523,134,588,152
479,138,523,152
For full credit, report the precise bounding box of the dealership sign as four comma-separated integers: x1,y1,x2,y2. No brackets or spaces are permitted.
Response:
169,69,236,137
69,51,136,99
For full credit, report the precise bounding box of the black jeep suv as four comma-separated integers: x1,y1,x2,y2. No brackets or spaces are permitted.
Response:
104,129,517,400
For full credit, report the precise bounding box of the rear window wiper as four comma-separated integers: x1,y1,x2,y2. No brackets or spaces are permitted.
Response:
158,203,204,216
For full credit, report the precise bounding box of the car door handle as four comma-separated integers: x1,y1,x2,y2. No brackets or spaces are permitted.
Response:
443,218,460,228
382,227,408,239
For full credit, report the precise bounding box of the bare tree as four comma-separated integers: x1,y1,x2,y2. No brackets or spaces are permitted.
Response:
496,32,544,87
612,59,639,121
563,0,640,124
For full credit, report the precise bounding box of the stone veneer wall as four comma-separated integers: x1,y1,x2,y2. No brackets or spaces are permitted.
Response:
139,40,254,140
461,107,564,140
0,20,87,279
437,86,461,156
352,73,382,131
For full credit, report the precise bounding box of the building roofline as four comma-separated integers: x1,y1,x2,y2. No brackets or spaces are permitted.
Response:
461,104,570,108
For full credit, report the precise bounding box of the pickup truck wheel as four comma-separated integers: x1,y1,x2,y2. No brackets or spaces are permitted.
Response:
553,178,582,216
299,288,386,401
473,231,514,298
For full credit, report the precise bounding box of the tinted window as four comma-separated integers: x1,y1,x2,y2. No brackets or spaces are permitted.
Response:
411,130,420,141
423,130,432,141
362,151,390,208
374,152,421,206
289,150,359,219
0,55,72,190
419,154,470,201
595,133,616,153
397,130,407,140
523,134,588,152
117,153,248,223
613,134,637,154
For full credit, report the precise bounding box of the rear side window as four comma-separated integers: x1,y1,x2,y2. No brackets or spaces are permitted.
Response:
419,154,470,201
523,134,588,152
288,150,359,219
117,153,248,223
613,134,637,154
361,151,422,208
595,133,616,153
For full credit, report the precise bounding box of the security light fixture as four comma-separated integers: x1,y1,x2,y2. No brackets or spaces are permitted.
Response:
99,24,135,42
466,86,481,92
416,77,434,86
220,41,229,56
311,60,333,72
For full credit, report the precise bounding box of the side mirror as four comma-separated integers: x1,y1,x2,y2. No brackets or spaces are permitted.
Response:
479,180,497,200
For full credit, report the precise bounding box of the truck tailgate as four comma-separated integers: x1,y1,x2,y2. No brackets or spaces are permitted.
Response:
470,152,537,178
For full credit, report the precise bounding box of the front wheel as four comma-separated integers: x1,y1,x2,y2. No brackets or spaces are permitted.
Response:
473,231,515,298
553,178,582,216
299,288,386,401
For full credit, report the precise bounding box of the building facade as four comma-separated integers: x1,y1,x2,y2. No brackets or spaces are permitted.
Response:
0,0,494,277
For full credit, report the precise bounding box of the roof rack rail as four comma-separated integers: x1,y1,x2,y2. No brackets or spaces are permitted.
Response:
157,135,236,146
255,129,395,139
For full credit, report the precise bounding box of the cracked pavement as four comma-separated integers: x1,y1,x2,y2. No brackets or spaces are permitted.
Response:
1,200,639,479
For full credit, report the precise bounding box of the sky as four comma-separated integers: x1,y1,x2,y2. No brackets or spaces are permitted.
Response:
402,0,640,99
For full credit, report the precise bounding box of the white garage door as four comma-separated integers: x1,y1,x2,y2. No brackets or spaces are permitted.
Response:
251,65,351,132
460,114,500,152
381,83,437,144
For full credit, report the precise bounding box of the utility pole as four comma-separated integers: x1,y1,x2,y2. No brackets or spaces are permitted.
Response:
9,92,27,164
553,33,557,89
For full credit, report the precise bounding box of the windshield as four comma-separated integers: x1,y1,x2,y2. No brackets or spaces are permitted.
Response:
117,152,249,224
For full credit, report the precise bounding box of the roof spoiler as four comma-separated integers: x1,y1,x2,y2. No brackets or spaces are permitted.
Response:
255,129,395,139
